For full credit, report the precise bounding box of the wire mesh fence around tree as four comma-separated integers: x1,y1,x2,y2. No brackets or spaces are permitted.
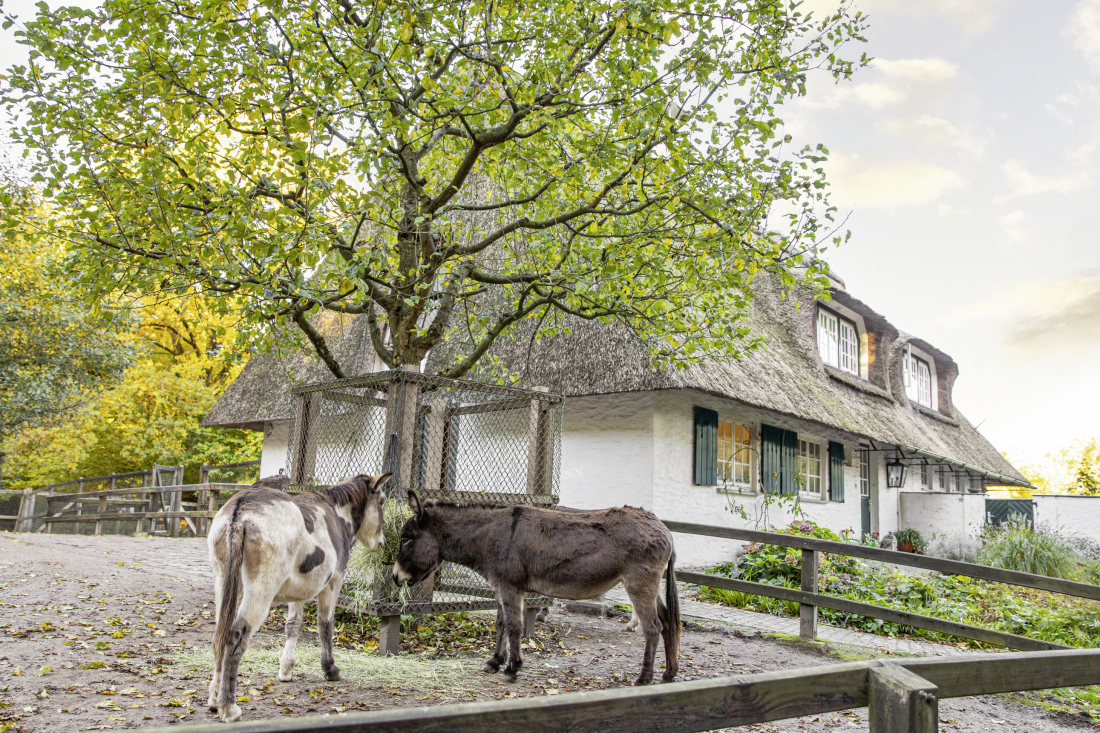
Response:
284,369,563,617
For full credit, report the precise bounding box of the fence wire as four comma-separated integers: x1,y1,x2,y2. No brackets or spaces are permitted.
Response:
284,370,563,616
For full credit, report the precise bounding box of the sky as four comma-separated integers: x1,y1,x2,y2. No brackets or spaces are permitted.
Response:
1,0,1097,463
785,0,1100,463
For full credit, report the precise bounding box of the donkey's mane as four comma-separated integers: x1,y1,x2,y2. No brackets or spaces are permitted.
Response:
423,500,509,510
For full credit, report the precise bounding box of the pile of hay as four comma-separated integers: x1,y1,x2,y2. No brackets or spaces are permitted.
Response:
178,643,479,696
344,500,415,608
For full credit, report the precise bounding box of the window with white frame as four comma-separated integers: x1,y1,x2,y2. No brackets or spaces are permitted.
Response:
938,469,947,491
718,420,753,487
798,439,824,499
920,464,930,490
904,349,933,407
957,475,969,493
817,308,860,376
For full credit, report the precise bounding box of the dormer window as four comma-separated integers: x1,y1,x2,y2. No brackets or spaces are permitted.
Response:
818,307,859,375
904,350,933,408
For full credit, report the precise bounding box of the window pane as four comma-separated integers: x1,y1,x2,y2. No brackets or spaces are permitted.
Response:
859,450,870,497
734,424,752,486
717,419,733,482
818,310,839,367
799,439,823,496
839,320,859,375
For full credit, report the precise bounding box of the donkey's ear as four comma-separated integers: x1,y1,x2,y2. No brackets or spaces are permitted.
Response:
372,473,393,493
407,489,424,520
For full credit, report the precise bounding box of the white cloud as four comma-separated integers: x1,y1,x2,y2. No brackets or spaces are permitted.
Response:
799,0,998,33
1069,0,1100,73
1000,159,1091,197
884,115,987,157
800,82,906,110
876,58,961,84
827,154,964,208
998,210,1026,244
951,271,1100,357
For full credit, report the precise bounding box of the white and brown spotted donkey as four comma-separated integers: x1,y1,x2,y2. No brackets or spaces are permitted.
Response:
206,473,390,722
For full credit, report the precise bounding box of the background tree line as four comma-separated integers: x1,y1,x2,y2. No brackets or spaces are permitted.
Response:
0,175,260,489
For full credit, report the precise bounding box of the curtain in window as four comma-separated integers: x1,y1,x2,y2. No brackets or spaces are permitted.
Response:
761,424,797,495
693,407,718,486
828,442,846,502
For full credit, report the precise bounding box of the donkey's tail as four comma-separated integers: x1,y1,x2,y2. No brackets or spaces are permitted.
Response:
666,549,681,650
214,520,245,661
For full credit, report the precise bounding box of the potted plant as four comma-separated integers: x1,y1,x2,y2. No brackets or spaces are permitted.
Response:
895,528,926,554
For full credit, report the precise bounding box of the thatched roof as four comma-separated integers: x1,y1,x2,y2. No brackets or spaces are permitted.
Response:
203,277,1025,483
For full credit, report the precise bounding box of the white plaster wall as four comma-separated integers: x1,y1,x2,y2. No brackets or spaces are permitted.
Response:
558,393,655,510
874,456,901,537
260,420,291,479
899,492,984,541
649,391,863,569
1034,495,1100,542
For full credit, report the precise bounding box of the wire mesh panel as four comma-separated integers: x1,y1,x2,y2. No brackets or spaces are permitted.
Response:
284,370,562,616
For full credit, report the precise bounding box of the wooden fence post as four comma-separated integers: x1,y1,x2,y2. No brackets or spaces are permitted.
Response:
800,549,818,640
869,665,938,732
94,495,107,536
526,387,552,496
423,398,449,493
75,478,83,536
290,393,321,485
382,367,421,495
17,488,35,533
378,615,401,657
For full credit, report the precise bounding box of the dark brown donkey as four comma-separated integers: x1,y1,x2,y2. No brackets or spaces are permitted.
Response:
393,491,680,685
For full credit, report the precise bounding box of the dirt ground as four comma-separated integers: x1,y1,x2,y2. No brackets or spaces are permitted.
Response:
0,532,1094,732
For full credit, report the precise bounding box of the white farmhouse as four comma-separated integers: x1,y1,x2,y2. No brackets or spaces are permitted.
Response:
203,273,1030,568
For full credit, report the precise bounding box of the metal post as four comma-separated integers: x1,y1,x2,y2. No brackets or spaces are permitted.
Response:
869,665,938,732
800,549,818,640
378,615,401,656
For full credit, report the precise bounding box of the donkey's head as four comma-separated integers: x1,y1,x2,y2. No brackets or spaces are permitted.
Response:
330,473,391,552
392,490,441,586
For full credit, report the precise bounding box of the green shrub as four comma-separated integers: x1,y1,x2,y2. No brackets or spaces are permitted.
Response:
699,519,1100,650
977,522,1082,579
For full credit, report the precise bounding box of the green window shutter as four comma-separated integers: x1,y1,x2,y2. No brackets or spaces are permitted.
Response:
828,441,846,502
693,407,718,486
761,424,798,495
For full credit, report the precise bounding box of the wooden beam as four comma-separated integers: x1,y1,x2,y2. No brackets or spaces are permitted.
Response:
664,521,1100,602
142,660,875,733
868,665,937,733
678,571,1065,651
899,649,1100,698
800,549,817,640
450,397,530,417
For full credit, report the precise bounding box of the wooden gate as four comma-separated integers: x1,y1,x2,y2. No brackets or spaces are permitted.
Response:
986,498,1034,526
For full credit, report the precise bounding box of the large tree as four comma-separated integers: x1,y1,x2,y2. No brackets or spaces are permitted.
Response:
5,0,867,378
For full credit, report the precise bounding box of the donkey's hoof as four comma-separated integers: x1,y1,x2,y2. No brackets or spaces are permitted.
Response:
661,671,677,683
633,675,653,686
278,672,293,683
503,671,518,683
482,661,500,674
220,703,242,723
324,666,342,682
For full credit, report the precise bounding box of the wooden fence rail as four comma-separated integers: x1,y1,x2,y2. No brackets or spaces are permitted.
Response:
145,648,1100,733
30,483,252,536
661,520,1097,651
